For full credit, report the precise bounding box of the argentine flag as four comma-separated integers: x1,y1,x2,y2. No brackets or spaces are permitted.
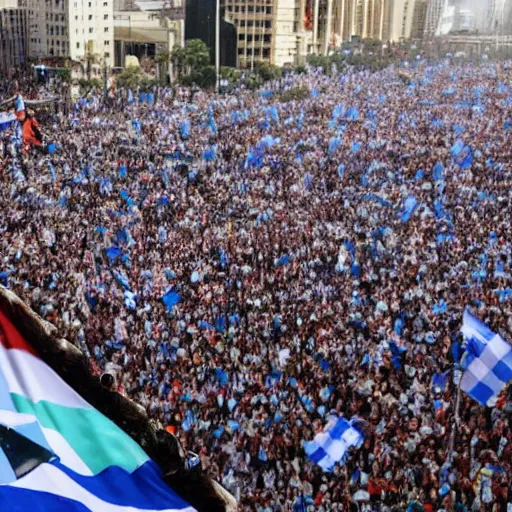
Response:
0,305,195,511
460,309,512,407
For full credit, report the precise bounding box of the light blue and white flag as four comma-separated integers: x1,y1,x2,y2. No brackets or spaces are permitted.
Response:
460,309,512,407
303,416,363,471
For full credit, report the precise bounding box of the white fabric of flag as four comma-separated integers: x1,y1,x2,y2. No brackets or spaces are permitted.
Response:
303,417,363,471
460,308,512,407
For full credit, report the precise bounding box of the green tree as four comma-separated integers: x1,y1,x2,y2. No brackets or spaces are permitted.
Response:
116,66,155,90
171,45,186,76
155,50,171,84
254,61,282,81
184,39,210,73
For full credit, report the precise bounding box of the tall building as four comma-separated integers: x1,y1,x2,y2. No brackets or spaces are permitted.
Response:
221,0,305,67
312,0,391,52
0,0,28,71
320,0,423,49
485,0,507,34
410,0,427,39
25,0,115,66
332,0,389,43
387,0,419,41
423,0,445,38
185,0,237,67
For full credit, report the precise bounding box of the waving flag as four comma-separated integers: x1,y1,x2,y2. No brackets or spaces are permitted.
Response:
0,113,16,133
460,309,512,407
303,416,363,471
0,305,195,511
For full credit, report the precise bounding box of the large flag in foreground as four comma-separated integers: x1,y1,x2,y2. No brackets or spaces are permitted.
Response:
460,308,512,407
0,306,195,512
303,416,363,472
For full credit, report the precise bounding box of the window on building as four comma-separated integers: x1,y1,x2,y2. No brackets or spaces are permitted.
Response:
266,6,272,14
104,52,110,58
103,2,107,5
265,20,272,29
75,15,78,20
103,14,108,19
263,48,270,59
104,27,108,32
89,27,94,32
104,39,110,45
88,14,93,20
238,33,244,41
264,34,270,43
76,42,80,48
237,48,244,55
88,1,91,6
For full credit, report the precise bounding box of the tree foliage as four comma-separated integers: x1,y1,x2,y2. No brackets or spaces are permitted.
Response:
276,86,310,103
116,66,156,91
254,61,282,81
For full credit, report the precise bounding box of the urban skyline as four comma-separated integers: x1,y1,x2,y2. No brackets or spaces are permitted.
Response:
1,0,512,72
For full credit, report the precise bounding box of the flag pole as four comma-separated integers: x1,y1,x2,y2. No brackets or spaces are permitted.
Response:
448,377,462,512
215,0,220,92
448,377,462,463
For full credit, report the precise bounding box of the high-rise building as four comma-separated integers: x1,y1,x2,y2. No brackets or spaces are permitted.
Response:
410,0,427,39
325,0,425,47
221,0,305,67
387,0,419,41
24,0,115,66
185,0,237,67
423,0,445,38
0,0,28,71
485,0,507,34
332,0,390,43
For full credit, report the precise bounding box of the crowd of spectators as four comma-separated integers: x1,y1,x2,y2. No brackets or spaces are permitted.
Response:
1,59,512,512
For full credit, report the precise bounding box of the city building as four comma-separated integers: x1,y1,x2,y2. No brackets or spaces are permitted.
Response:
423,0,445,38
485,0,508,34
329,0,389,46
113,10,184,67
185,0,237,68
318,0,423,50
436,2,454,35
410,0,427,39
221,0,307,67
24,0,115,67
0,0,28,72
387,0,419,41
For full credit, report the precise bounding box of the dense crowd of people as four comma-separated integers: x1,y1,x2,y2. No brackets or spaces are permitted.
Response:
2,59,512,512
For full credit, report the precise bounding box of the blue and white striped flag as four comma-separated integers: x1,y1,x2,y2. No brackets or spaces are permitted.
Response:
460,309,512,407
303,417,363,471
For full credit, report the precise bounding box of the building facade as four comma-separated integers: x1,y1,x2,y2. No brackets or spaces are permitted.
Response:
333,0,390,43
423,0,445,38
185,0,237,67
313,0,423,52
114,11,184,67
24,0,114,66
221,0,307,67
485,0,508,34
0,0,28,71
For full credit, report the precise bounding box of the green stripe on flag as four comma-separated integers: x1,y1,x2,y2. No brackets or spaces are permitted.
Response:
11,393,149,475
